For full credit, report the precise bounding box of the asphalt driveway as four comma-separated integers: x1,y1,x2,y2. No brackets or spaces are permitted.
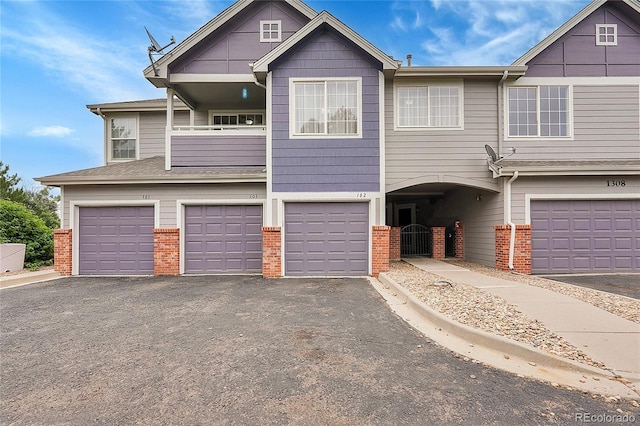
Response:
543,274,640,299
1,276,636,425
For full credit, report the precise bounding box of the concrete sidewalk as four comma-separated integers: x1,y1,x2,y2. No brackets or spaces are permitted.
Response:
0,269,61,289
404,258,640,384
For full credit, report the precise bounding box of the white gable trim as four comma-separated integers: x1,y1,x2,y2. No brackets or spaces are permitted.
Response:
513,0,640,66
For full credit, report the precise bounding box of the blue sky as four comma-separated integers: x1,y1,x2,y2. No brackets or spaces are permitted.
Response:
1,0,590,188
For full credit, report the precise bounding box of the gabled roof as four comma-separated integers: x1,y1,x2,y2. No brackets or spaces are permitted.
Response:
513,0,640,66
36,156,266,186
143,0,317,84
251,11,400,78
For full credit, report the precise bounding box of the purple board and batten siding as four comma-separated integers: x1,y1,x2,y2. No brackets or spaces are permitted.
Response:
171,135,266,167
271,29,381,192
78,207,154,275
531,200,640,274
168,2,310,75
526,3,640,77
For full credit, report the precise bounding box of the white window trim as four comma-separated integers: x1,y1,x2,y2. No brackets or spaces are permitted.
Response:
289,77,363,139
595,24,617,46
260,20,282,43
107,114,139,162
504,84,574,141
393,81,464,131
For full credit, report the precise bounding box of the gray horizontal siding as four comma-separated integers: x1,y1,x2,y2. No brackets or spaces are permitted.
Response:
385,79,499,192
63,183,267,229
508,84,640,161
171,135,266,167
138,111,189,160
271,29,381,193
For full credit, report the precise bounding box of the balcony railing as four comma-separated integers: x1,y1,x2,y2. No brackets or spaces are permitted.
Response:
172,125,266,136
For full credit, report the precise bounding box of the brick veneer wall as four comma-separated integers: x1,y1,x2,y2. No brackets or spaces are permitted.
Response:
262,227,282,278
389,227,401,261
495,225,532,274
431,227,446,259
53,229,72,276
454,222,464,259
372,226,390,277
153,228,180,276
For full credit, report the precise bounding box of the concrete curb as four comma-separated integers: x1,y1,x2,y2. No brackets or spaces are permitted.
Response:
0,270,62,289
376,272,624,383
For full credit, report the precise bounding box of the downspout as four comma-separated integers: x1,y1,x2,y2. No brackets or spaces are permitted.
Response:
506,171,519,270
497,70,508,156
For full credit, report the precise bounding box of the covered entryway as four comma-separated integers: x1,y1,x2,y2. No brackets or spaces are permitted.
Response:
531,199,640,274
184,205,263,274
78,206,154,275
285,202,369,276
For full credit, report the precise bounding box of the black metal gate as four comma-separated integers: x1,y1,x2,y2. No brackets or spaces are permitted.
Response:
400,224,432,256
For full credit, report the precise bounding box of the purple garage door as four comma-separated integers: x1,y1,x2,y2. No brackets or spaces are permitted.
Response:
184,205,263,274
531,200,639,274
78,206,154,275
285,202,369,276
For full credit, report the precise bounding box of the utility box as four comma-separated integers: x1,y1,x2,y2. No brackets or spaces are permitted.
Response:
1,244,26,272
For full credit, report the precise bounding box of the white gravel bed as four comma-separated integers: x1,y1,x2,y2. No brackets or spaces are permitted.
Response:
443,260,640,324
386,261,606,369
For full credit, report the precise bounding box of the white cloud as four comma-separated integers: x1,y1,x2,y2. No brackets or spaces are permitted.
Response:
28,125,75,138
1,2,162,103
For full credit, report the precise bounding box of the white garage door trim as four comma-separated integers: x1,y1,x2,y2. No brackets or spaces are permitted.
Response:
71,200,160,276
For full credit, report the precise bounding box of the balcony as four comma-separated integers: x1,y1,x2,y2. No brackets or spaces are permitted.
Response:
171,124,267,168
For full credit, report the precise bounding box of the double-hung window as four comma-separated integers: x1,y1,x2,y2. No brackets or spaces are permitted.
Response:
291,78,361,137
396,84,462,128
508,85,570,137
110,117,137,160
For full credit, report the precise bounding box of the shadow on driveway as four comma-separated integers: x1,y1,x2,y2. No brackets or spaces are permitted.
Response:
542,274,640,300
1,276,635,424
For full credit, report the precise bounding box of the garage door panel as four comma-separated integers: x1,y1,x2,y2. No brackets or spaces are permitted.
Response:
79,206,154,275
285,202,368,276
532,200,639,274
184,205,263,274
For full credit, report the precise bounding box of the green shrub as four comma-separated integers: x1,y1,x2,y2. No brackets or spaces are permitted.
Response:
0,200,54,268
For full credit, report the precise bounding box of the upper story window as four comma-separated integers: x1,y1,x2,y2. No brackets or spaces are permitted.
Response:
596,24,617,46
396,83,462,129
209,112,264,127
290,78,361,138
260,20,282,42
110,117,137,160
507,85,570,138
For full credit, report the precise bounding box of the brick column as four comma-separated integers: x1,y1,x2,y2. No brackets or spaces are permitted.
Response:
53,229,72,276
431,226,446,259
454,221,464,259
372,226,390,277
154,228,180,276
495,225,531,274
389,227,401,261
262,227,282,278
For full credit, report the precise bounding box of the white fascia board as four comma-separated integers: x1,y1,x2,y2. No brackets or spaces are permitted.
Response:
395,66,527,78
494,167,640,177
37,176,267,186
253,11,399,74
144,0,318,80
511,0,640,66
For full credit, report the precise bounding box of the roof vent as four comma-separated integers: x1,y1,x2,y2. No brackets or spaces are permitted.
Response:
406,54,412,67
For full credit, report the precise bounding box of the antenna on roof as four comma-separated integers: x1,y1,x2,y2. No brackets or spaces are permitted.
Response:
145,26,175,77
